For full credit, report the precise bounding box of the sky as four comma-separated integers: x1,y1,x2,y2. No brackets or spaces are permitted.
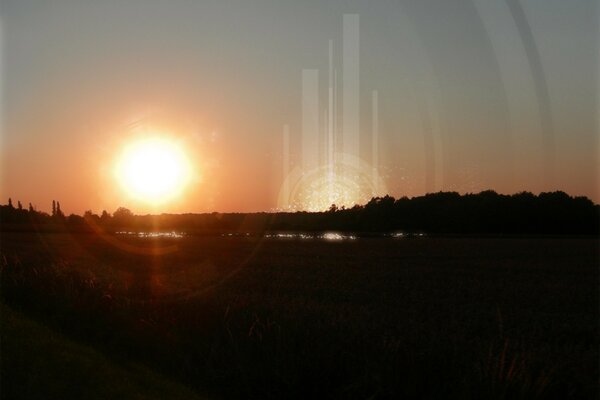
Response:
1,0,598,214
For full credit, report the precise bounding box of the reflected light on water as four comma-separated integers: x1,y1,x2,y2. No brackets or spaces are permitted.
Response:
263,232,356,241
320,232,356,241
264,233,313,240
390,232,426,238
116,231,185,238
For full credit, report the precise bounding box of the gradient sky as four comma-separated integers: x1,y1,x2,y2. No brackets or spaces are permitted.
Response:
1,0,598,214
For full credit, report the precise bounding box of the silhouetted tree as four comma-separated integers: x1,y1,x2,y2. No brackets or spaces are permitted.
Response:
100,210,111,224
113,207,133,218
17,201,22,210
84,210,97,219
112,207,134,228
29,203,34,212
8,198,13,209
56,201,64,218
83,210,100,226
67,214,84,226
52,200,56,217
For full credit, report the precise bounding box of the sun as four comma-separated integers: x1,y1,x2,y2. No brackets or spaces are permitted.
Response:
115,137,191,204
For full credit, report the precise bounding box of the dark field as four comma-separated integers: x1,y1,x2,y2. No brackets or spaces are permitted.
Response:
1,232,598,399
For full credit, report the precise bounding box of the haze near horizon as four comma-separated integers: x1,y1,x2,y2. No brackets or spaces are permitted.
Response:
1,0,598,214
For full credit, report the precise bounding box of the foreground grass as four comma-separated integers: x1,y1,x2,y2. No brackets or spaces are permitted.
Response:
0,302,205,400
0,233,598,398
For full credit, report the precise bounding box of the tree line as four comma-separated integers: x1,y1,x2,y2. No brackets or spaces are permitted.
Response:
1,190,598,235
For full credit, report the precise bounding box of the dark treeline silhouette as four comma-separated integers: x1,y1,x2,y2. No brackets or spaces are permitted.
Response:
1,190,598,235
321,190,599,235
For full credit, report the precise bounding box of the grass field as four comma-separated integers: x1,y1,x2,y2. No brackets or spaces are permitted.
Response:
1,232,598,398
0,303,207,400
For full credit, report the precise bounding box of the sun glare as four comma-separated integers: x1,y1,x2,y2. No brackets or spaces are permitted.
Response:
115,137,190,204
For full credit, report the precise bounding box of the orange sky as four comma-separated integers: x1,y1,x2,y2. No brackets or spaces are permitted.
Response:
1,1,598,214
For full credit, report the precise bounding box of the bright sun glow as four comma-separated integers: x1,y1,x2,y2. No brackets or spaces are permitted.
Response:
115,137,191,204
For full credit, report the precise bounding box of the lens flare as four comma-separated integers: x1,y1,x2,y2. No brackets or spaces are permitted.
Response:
278,155,387,211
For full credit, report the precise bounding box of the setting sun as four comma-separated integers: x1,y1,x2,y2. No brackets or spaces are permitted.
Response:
115,137,191,204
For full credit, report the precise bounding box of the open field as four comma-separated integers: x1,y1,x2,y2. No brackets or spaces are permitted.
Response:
0,303,208,400
1,232,598,398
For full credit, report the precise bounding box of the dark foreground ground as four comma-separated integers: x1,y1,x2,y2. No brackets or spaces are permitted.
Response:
0,232,598,399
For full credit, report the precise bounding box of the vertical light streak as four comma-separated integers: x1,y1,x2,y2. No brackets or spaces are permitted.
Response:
343,14,360,169
334,67,338,161
328,40,335,200
302,69,319,172
372,90,379,195
282,124,290,206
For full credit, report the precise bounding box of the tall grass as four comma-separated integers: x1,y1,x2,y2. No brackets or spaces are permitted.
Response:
1,233,598,398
